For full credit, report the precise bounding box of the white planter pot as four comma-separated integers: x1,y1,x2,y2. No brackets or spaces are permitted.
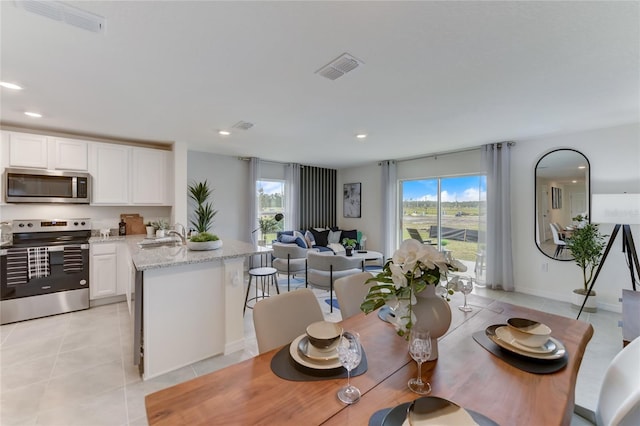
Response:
187,240,223,251
571,289,597,313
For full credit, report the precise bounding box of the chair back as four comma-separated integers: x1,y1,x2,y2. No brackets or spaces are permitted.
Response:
549,223,565,245
253,288,324,354
596,336,640,426
272,242,308,260
406,228,425,243
307,251,363,272
334,272,374,320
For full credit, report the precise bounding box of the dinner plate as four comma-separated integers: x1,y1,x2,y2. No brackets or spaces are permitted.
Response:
297,335,339,361
289,334,343,369
381,397,478,426
495,326,556,354
485,325,566,360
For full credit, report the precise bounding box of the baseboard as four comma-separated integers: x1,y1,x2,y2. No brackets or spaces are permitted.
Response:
225,338,245,355
90,294,126,307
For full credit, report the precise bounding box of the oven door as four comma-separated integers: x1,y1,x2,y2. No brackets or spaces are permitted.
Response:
1,244,89,300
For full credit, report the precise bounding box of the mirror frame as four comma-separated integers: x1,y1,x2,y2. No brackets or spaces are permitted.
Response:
534,148,591,261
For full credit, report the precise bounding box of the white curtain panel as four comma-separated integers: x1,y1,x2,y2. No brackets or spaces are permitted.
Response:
482,143,515,291
248,157,261,247
381,160,397,259
285,163,301,231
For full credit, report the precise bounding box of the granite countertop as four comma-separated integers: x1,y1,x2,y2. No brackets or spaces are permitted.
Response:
123,235,271,271
89,236,127,243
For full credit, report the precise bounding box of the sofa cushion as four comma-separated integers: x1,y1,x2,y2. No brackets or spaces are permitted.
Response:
310,229,330,246
304,230,316,248
276,231,294,242
341,229,357,242
280,234,297,244
292,231,307,248
328,230,342,244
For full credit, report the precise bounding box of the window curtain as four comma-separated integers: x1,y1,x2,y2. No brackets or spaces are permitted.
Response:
381,160,397,259
248,157,261,247
285,163,301,231
481,143,514,291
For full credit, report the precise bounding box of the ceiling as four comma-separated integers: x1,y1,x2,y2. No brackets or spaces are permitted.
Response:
1,1,638,168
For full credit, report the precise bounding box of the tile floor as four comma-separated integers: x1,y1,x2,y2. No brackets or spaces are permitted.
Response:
0,278,621,426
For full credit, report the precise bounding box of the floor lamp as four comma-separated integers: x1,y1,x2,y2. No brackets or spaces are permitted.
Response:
576,194,640,319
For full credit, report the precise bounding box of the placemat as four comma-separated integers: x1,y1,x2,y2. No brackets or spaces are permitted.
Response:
472,329,568,374
271,343,368,381
369,402,499,426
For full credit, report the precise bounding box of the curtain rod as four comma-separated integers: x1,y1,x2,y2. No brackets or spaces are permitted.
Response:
380,141,516,165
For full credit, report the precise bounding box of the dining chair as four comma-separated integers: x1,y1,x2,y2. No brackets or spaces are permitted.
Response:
306,251,363,313
252,288,324,354
549,223,567,258
334,271,374,320
407,228,431,244
574,336,640,425
271,242,310,291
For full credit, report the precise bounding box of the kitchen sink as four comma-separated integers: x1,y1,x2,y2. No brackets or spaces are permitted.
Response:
137,237,183,248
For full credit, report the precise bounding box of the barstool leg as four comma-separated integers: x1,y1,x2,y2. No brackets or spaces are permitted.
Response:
273,274,280,295
244,275,253,315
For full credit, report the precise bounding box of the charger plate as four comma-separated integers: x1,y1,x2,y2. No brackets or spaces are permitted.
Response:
372,397,497,426
487,325,565,360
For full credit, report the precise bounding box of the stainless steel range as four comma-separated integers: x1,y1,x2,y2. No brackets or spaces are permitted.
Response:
0,218,91,324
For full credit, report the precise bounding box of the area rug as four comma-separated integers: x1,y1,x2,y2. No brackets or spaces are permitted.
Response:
324,298,340,310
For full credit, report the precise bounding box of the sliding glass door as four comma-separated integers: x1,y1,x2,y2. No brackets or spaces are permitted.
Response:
400,175,486,276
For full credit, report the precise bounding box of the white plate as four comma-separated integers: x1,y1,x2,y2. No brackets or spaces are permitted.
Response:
289,334,343,370
297,336,339,361
381,397,478,426
495,326,556,354
485,325,566,360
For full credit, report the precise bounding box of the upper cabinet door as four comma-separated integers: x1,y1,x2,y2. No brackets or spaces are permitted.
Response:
50,137,88,171
131,148,168,204
90,143,130,204
8,132,48,168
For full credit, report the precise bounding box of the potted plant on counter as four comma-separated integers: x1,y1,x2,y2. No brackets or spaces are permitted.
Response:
565,219,606,312
187,180,221,250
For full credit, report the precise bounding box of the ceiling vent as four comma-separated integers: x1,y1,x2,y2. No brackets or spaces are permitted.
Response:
232,121,254,130
16,0,106,34
315,53,364,80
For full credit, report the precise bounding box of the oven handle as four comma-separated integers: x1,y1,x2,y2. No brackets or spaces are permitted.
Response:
1,244,88,254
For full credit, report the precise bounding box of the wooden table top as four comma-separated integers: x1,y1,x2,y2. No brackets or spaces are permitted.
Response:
146,293,593,426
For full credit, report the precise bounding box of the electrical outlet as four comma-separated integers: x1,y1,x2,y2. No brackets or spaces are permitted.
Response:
541,263,548,272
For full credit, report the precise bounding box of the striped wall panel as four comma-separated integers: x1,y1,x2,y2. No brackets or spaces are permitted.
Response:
299,166,336,229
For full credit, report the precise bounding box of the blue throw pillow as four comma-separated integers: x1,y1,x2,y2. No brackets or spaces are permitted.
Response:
294,237,307,249
280,234,297,244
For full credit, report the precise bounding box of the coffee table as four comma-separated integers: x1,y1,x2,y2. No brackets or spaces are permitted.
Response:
345,250,384,266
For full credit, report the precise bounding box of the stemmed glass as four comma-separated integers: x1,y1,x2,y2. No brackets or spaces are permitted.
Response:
458,277,474,312
408,328,432,395
336,331,362,404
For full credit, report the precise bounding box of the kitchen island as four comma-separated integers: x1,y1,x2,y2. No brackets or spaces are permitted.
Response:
128,236,269,380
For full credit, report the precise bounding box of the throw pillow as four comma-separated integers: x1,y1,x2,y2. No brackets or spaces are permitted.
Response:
328,230,342,244
293,231,308,248
310,229,330,247
304,230,316,248
280,234,297,244
341,229,358,244
276,231,294,242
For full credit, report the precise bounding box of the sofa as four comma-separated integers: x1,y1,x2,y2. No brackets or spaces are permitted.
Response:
275,228,366,253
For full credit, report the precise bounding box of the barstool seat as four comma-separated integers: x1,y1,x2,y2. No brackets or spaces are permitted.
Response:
244,267,279,314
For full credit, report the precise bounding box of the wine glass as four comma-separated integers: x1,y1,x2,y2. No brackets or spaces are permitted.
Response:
408,328,432,395
458,277,473,312
336,331,362,404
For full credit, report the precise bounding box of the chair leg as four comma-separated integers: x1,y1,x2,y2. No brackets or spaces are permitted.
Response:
243,274,253,315
329,266,333,313
273,273,280,295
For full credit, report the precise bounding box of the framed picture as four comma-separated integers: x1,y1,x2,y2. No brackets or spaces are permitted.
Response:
343,183,361,218
552,187,562,209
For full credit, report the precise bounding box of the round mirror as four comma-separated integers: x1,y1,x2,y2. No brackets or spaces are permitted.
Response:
535,149,590,261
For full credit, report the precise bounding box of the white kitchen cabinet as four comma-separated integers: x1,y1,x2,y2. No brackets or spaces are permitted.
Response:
50,137,88,171
131,147,168,204
7,132,49,168
90,243,118,299
90,143,130,204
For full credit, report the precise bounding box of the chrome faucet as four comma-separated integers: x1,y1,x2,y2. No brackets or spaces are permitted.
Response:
167,223,187,245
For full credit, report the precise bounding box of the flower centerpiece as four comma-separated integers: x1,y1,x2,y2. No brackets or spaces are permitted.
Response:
360,239,467,338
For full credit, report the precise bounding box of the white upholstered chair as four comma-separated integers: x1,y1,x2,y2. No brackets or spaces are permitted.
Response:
574,336,640,425
252,288,324,354
271,242,310,291
306,251,363,313
549,223,567,258
334,271,374,320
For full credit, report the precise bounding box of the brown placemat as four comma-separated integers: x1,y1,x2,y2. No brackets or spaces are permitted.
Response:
271,343,368,381
369,401,499,426
473,328,568,374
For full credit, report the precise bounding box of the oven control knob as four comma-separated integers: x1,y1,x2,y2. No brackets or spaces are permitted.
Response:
27,223,33,227
18,223,25,227
81,221,86,226
74,221,79,226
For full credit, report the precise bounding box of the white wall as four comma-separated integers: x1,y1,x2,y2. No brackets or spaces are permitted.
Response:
186,151,249,241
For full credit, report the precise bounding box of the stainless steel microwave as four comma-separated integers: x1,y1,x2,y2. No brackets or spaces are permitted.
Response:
4,168,91,204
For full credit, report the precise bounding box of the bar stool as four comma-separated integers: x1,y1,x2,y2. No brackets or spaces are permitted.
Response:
244,267,279,314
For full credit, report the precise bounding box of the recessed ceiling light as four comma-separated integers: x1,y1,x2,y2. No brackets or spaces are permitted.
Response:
218,130,230,136
356,133,367,140
0,81,23,90
578,165,586,169
24,112,42,118
572,180,577,183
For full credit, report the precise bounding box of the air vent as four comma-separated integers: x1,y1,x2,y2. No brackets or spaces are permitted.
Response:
232,121,254,130
315,53,364,80
16,0,106,34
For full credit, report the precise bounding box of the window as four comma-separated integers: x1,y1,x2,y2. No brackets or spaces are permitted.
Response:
400,175,486,270
257,179,285,243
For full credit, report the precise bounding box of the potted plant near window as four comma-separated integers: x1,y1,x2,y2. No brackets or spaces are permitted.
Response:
187,180,221,250
257,216,279,246
342,238,357,256
565,218,607,312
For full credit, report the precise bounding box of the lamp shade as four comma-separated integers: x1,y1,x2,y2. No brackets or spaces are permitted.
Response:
591,194,640,225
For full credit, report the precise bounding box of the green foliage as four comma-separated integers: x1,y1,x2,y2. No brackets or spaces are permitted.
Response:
258,216,279,237
189,232,219,242
565,223,607,291
188,180,218,233
342,238,357,248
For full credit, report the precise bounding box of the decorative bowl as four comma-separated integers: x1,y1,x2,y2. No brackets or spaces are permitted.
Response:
305,321,342,349
507,317,552,347
187,240,223,251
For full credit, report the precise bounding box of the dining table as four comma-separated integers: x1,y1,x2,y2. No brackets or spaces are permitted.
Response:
145,292,594,426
